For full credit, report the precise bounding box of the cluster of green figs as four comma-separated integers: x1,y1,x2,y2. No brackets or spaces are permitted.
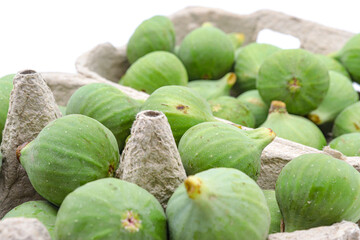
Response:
1,14,360,240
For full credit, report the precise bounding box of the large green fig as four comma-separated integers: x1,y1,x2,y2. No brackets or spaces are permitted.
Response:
275,153,360,232
332,101,360,137
0,74,14,142
177,24,234,80
66,83,141,151
237,89,269,127
121,51,188,94
308,71,358,125
260,101,326,150
234,43,280,93
329,133,360,156
166,168,270,240
315,54,351,79
55,178,167,240
337,33,360,83
19,114,120,206
257,49,330,115
209,96,255,127
141,85,216,144
126,15,175,64
178,122,275,180
263,190,282,234
187,72,236,100
3,200,57,239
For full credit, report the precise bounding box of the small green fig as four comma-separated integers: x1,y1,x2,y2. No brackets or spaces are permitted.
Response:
275,153,360,232
177,24,235,80
337,33,360,83
3,200,58,239
234,43,280,93
166,168,271,240
308,71,358,125
55,178,167,240
121,51,188,94
178,122,275,180
187,72,236,100
263,190,282,234
332,101,360,137
126,15,175,64
209,96,255,127
141,85,216,144
66,83,141,151
257,49,330,115
19,114,120,206
237,89,269,127
329,133,360,156
260,101,326,150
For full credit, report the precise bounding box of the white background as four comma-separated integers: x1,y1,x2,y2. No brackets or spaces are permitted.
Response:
0,0,359,77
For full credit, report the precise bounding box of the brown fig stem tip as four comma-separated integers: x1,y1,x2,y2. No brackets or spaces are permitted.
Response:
16,142,29,162
269,100,287,114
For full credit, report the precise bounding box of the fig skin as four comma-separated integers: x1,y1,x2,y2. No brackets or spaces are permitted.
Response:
234,43,280,93
308,70,358,125
263,190,282,234
260,101,326,150
3,200,58,239
126,15,175,64
337,33,360,83
0,74,14,143
121,51,188,94
257,49,330,115
275,153,360,232
187,72,236,100
178,122,275,180
237,89,269,127
329,133,360,156
209,96,255,127
177,25,235,80
166,168,271,240
332,101,360,137
141,85,216,144
19,114,120,206
54,178,167,240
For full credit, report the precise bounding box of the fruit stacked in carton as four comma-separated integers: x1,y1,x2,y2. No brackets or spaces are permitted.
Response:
1,9,360,240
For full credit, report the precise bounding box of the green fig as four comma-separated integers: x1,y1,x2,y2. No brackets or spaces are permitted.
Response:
166,168,270,240
329,133,360,156
237,89,269,127
187,72,236,100
58,105,66,116
19,114,120,206
0,74,14,142
337,33,360,83
3,200,58,239
315,54,351,79
275,153,360,232
234,43,281,93
308,71,358,125
332,101,360,137
209,96,255,127
66,83,141,151
177,24,234,80
55,178,167,240
126,15,175,64
178,122,275,180
260,101,326,150
263,190,282,234
121,51,188,94
257,49,330,115
141,85,216,144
